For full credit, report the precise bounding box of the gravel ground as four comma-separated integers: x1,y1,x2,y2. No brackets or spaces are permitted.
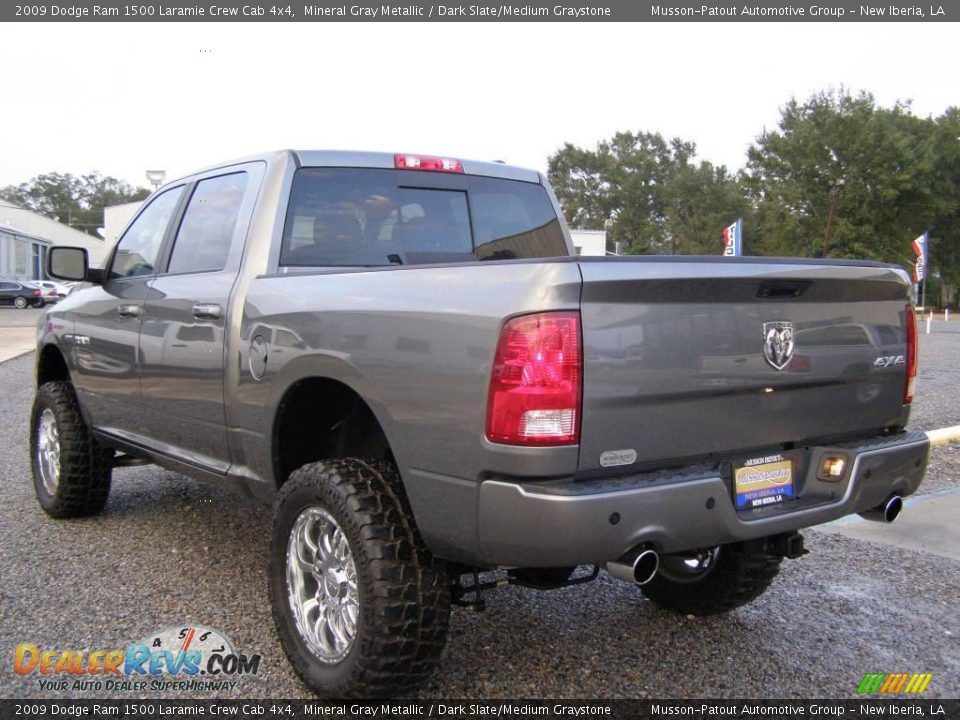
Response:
1,325,958,700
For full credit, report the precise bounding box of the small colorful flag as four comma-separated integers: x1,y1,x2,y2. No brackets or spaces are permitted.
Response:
722,219,743,257
911,232,928,282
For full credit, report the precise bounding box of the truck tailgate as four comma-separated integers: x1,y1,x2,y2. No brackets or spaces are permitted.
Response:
577,258,912,474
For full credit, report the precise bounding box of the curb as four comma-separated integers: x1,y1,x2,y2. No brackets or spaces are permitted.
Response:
926,425,960,447
0,349,34,364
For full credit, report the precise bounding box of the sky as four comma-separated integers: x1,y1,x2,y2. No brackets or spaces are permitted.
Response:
1,22,957,190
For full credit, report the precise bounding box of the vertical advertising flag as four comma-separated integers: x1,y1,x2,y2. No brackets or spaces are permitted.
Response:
722,218,743,257
911,232,928,282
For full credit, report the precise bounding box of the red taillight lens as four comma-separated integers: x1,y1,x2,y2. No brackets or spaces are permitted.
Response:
904,304,918,404
32,290,40,296
486,311,581,446
394,153,464,173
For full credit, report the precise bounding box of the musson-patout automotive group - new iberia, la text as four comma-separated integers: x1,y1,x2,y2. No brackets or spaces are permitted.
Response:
651,3,942,16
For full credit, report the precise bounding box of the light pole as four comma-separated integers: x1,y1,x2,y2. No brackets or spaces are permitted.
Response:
145,170,166,191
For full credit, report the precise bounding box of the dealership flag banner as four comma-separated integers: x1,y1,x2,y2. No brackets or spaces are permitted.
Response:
722,218,743,257
911,232,928,282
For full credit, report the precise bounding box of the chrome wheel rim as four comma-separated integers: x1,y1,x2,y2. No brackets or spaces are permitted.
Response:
658,546,720,584
286,507,359,663
36,408,61,495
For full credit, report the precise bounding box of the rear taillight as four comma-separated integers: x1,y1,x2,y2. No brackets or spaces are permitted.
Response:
32,289,40,296
486,311,581,446
904,304,918,404
394,153,464,173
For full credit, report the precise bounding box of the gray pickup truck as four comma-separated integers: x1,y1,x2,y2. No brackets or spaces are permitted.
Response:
33,150,928,697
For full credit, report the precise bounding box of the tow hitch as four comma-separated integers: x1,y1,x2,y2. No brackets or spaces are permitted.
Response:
451,566,600,611
768,532,808,559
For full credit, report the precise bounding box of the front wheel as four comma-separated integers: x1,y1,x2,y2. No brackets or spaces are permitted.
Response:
30,381,113,517
269,459,450,698
640,542,782,616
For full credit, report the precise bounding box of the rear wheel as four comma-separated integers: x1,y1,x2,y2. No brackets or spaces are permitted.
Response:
269,458,450,698
14,296,28,309
640,543,782,616
30,381,113,518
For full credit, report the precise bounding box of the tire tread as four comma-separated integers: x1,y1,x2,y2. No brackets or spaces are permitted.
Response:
30,381,112,518
270,459,449,698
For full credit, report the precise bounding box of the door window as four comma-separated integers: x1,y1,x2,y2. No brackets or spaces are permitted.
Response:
110,187,184,279
167,173,248,275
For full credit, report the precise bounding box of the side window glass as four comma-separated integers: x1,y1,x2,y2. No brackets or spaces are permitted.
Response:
167,173,248,275
111,187,184,279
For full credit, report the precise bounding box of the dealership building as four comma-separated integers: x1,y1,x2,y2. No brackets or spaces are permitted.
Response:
0,200,111,281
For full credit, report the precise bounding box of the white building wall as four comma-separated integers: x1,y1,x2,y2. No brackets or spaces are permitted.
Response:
0,200,111,271
103,201,143,247
570,229,608,256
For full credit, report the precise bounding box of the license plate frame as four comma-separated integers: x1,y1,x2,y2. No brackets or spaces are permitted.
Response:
734,453,795,509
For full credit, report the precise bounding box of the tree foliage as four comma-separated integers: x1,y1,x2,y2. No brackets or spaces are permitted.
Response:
548,132,681,253
0,172,150,237
744,89,954,263
547,131,745,255
547,89,960,304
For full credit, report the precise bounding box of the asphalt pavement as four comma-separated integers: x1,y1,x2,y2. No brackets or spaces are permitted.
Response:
0,307,41,362
0,324,957,700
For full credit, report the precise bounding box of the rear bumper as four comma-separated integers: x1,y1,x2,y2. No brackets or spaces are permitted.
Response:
474,431,929,567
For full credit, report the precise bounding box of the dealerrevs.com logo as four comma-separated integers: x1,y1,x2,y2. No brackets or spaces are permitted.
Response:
14,626,262,693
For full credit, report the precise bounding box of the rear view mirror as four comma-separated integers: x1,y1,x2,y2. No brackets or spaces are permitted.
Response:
48,247,89,282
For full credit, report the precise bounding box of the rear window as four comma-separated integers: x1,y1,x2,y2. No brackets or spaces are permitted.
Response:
280,168,567,267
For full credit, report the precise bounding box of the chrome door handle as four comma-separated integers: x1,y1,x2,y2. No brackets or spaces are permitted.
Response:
192,303,222,319
117,304,141,317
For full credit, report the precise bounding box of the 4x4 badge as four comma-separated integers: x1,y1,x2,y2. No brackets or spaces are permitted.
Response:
763,321,795,371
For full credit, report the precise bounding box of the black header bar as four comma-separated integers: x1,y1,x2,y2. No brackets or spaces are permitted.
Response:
1,699,958,720
3,0,956,22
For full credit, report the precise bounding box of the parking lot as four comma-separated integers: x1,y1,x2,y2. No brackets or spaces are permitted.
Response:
0,311,958,699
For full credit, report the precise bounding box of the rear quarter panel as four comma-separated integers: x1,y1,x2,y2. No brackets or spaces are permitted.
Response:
231,261,583,488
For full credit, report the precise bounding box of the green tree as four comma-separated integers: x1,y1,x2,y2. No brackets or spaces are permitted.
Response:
929,107,960,306
548,132,687,253
744,89,953,264
0,172,150,237
548,131,748,255
662,162,750,255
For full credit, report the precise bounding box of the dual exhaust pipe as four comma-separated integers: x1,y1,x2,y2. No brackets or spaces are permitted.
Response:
606,546,659,586
859,494,904,524
606,494,903,586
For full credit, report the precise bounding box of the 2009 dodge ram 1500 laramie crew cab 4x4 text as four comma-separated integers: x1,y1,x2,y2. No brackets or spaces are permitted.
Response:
32,150,928,697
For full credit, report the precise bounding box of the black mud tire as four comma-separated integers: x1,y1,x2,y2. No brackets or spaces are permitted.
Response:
640,543,783,616
268,458,450,698
30,381,113,518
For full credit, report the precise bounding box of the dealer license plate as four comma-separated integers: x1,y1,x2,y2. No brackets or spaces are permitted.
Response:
734,454,794,509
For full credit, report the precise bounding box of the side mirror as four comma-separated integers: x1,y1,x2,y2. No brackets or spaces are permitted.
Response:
48,246,96,283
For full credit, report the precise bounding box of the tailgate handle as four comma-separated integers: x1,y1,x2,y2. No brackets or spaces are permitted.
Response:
757,281,812,299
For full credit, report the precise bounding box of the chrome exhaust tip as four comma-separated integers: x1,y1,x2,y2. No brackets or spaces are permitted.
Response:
606,547,660,586
859,495,903,523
